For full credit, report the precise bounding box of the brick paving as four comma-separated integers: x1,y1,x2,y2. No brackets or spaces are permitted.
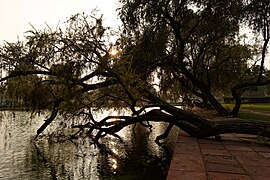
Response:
167,131,270,180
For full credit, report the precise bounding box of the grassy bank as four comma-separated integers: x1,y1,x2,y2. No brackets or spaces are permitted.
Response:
223,103,270,111
222,103,270,121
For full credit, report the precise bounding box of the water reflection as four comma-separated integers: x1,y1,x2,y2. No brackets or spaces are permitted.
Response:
0,110,179,179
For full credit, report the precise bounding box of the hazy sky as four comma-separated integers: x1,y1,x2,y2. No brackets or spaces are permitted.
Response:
0,0,269,68
0,0,120,43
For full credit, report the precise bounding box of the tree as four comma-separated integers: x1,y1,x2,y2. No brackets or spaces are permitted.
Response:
227,0,270,115
0,2,270,149
244,0,270,81
119,0,248,115
0,13,121,137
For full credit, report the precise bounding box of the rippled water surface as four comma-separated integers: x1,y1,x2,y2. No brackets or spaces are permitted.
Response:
0,110,179,180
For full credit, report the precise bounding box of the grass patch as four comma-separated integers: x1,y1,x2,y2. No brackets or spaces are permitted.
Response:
238,112,270,122
222,103,270,122
223,103,270,111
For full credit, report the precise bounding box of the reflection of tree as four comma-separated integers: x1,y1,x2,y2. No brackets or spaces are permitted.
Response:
129,123,163,179
0,110,178,179
36,143,62,179
98,123,178,179
32,138,100,180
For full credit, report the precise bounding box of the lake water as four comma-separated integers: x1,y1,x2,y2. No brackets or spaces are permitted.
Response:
0,110,179,180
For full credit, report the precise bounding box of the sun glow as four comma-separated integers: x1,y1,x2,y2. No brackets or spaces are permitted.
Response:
110,49,118,56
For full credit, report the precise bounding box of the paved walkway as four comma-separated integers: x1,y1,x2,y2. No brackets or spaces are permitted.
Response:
167,131,270,180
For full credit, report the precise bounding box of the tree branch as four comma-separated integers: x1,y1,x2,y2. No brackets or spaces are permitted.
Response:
0,70,52,82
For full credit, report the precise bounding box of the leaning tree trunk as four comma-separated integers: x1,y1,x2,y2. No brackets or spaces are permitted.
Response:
71,88,270,148
148,108,270,139
141,89,270,139
188,73,229,116
230,79,270,116
85,104,270,146
258,36,270,82
230,85,242,117
178,63,229,116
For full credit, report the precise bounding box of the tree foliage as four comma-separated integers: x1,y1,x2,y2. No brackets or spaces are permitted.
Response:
119,0,254,115
0,1,270,148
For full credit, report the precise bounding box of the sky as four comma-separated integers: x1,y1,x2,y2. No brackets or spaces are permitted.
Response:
0,0,120,43
0,0,269,68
